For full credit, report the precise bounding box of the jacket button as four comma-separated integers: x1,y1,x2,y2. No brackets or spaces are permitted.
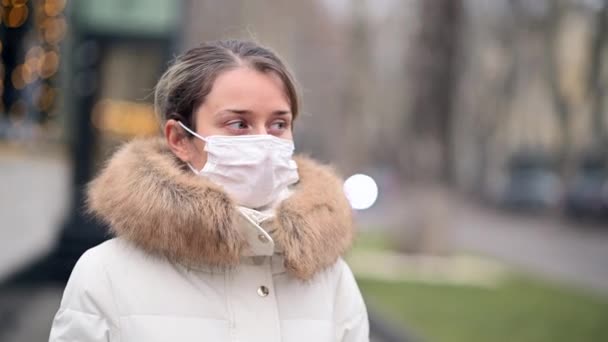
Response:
258,234,269,243
257,285,270,297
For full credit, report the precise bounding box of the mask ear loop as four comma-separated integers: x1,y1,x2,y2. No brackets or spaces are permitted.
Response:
176,121,208,174
177,121,208,142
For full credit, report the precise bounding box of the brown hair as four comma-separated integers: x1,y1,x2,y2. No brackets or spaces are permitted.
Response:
154,40,300,131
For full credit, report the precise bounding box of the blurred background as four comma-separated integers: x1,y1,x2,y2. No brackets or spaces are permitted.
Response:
1,0,608,341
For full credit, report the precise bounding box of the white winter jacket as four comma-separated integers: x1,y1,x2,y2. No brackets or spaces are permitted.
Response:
49,138,369,342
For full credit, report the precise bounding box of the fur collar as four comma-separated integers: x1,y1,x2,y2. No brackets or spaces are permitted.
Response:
86,138,354,280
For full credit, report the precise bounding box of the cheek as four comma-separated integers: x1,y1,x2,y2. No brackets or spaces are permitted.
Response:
188,139,208,169
279,129,293,140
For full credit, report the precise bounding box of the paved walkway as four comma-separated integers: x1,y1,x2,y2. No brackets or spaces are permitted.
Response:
357,186,608,296
452,200,608,295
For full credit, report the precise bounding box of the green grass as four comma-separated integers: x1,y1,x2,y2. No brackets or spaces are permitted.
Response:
358,274,608,342
358,277,608,342
352,231,608,341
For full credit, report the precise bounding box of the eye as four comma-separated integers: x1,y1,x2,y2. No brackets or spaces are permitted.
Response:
269,120,289,132
226,120,249,131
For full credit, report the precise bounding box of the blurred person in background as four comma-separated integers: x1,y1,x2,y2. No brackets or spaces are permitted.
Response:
47,39,369,342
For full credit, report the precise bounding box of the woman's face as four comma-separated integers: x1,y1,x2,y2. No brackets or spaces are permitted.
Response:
166,66,294,170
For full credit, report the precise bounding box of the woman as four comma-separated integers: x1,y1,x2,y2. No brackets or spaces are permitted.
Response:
49,40,369,342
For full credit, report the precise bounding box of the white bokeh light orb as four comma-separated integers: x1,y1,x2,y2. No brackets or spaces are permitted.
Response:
343,174,379,210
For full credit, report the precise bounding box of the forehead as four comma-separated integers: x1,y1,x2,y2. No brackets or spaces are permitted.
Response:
203,67,291,111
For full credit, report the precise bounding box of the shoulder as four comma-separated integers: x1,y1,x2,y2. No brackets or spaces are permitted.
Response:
313,258,360,294
61,238,170,308
62,239,127,294
66,238,165,291
58,240,127,318
71,238,170,280
322,258,354,280
329,258,360,291
71,238,134,273
67,239,115,285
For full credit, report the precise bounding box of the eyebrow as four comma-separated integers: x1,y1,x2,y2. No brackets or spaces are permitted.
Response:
217,109,292,116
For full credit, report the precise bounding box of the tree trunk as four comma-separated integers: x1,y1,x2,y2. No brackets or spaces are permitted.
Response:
588,4,608,153
405,0,463,183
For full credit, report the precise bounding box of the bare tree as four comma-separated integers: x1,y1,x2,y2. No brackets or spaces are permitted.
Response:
539,0,608,174
337,0,372,174
529,0,575,177
405,0,463,183
587,3,608,153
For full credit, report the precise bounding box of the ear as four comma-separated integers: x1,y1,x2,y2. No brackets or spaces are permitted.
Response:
164,119,192,163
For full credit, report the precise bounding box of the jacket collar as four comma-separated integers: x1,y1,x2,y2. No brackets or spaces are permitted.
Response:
86,138,355,280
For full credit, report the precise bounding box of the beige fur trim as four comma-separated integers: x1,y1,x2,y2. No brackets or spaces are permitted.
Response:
87,138,354,280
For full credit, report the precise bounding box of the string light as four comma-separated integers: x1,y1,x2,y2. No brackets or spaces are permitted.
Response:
17,2,65,113
11,65,26,89
1,0,67,133
41,15,66,44
21,62,37,83
25,45,44,61
38,50,59,78
43,0,65,17
4,2,29,28
25,45,43,79
11,0,29,6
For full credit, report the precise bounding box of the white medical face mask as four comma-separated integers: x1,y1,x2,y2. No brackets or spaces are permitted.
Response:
178,121,299,209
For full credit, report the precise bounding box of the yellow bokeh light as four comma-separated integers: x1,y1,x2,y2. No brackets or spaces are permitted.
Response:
25,57,39,75
38,50,60,79
25,46,43,76
21,63,37,83
92,99,160,137
43,0,66,17
42,16,67,44
10,0,28,7
26,45,44,61
11,65,26,89
5,5,29,28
